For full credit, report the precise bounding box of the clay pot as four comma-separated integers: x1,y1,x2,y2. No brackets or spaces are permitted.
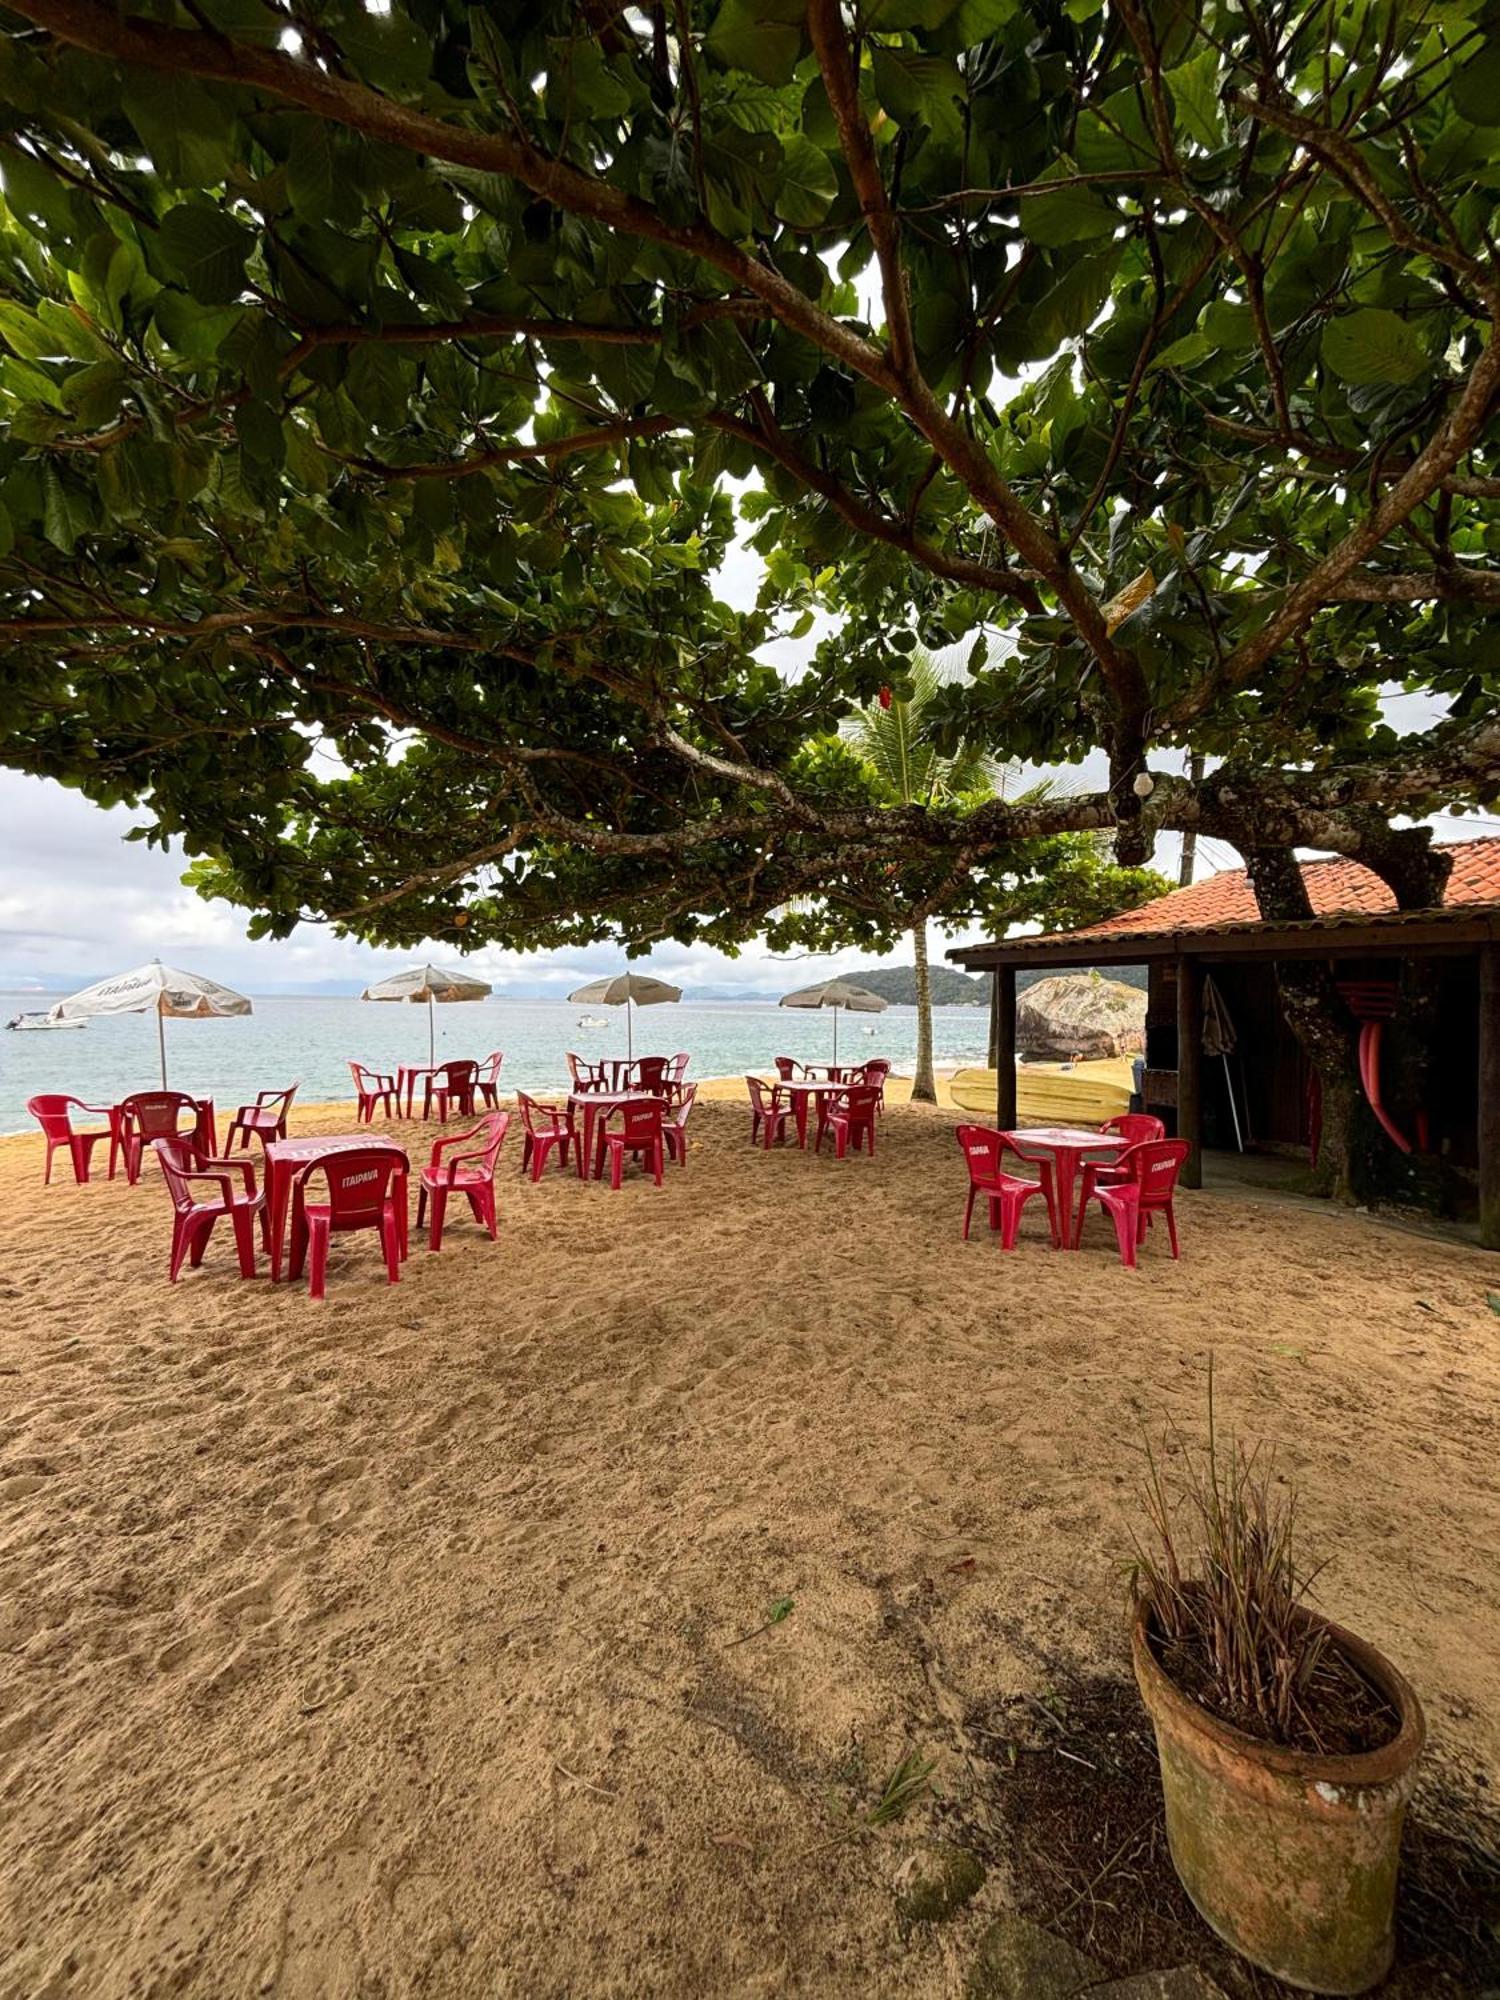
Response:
1131,1596,1425,1995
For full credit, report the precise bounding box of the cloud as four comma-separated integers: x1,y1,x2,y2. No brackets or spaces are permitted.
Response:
0,770,911,996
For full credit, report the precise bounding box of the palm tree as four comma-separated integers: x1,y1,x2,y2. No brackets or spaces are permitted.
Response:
844,651,1009,1105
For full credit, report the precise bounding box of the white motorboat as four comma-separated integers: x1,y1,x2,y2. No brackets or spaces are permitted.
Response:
575,1013,608,1028
5,1011,86,1031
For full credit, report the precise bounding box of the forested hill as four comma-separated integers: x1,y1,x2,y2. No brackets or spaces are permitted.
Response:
850,966,987,1007
849,963,1150,1005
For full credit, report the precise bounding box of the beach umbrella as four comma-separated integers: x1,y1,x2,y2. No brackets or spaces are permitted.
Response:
49,958,252,1087
778,977,888,1064
566,971,681,1063
1203,975,1245,1153
361,962,493,1065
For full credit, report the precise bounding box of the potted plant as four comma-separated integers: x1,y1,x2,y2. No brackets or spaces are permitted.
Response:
1129,1397,1425,1995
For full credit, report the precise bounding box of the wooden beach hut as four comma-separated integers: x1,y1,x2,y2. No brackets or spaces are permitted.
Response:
949,839,1500,1249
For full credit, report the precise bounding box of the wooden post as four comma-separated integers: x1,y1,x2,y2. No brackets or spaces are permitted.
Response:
993,966,1017,1130
1177,954,1203,1189
1480,945,1499,1252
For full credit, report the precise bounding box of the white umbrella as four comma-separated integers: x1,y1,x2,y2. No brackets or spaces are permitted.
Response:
49,958,252,1087
567,971,681,1063
361,962,493,1065
778,977,888,1064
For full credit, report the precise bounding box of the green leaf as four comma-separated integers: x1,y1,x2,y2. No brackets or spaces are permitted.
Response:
287,119,338,222
1451,44,1500,124
1020,180,1119,246
705,0,804,87
952,0,1018,43
42,464,87,552
774,135,838,226
0,301,51,361
123,75,233,185
156,203,255,306
870,47,967,138
1166,49,1223,151
1322,308,1426,387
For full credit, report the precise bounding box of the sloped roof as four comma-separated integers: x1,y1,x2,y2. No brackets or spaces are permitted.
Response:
950,837,1500,968
1068,837,1500,942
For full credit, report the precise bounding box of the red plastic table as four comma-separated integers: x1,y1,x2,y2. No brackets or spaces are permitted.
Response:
264,1134,409,1281
999,1126,1125,1250
777,1077,844,1149
395,1064,442,1118
566,1089,659,1181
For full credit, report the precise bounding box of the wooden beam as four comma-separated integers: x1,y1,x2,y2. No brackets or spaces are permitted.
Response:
1177,956,1204,1189
948,910,1500,972
1480,945,1499,1251
993,967,1017,1129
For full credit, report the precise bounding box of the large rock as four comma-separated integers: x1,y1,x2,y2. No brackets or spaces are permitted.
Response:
1017,972,1147,1061
965,1915,1104,1998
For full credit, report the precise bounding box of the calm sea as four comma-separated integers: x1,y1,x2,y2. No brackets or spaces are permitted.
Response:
0,995,991,1135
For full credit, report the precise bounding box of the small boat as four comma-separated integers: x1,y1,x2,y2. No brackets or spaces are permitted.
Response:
576,1013,608,1028
5,1011,85,1031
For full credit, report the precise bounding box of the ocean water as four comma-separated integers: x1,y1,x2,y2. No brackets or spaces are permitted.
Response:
0,995,992,1135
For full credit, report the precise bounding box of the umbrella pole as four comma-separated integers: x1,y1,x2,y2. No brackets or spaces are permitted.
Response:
429,993,435,1067
1223,1052,1244,1151
157,1005,167,1088
627,997,634,1065
832,1006,838,1066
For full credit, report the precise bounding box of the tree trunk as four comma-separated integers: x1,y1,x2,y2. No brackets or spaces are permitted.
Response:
911,919,937,1104
1242,846,1364,1202
1178,753,1204,885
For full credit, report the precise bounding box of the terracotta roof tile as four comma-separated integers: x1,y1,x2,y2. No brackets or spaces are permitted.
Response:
1064,836,1500,942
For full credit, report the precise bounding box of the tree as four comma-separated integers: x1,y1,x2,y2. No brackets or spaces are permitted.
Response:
0,0,1494,1001
843,651,1162,1100
845,656,999,1101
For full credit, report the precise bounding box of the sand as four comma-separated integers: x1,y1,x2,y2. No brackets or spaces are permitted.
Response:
1,1095,1497,1998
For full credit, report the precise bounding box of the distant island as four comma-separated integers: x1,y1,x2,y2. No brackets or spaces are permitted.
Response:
845,961,1148,1007
848,964,987,1006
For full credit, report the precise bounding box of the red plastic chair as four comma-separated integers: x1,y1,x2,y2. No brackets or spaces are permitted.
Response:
594,1099,664,1189
862,1058,893,1114
27,1094,117,1185
119,1090,202,1184
416,1112,510,1251
1100,1112,1167,1146
349,1061,397,1123
289,1149,408,1301
747,1076,791,1149
1074,1139,1189,1267
422,1059,478,1123
566,1052,606,1093
516,1093,577,1180
955,1125,1059,1250
475,1051,505,1109
224,1084,298,1152
816,1084,881,1159
663,1084,698,1167
772,1056,803,1082
1090,1111,1168,1192
630,1055,672,1094
152,1137,268,1282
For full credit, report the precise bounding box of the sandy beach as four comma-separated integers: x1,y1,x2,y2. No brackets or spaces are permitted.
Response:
2,1095,1497,1997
